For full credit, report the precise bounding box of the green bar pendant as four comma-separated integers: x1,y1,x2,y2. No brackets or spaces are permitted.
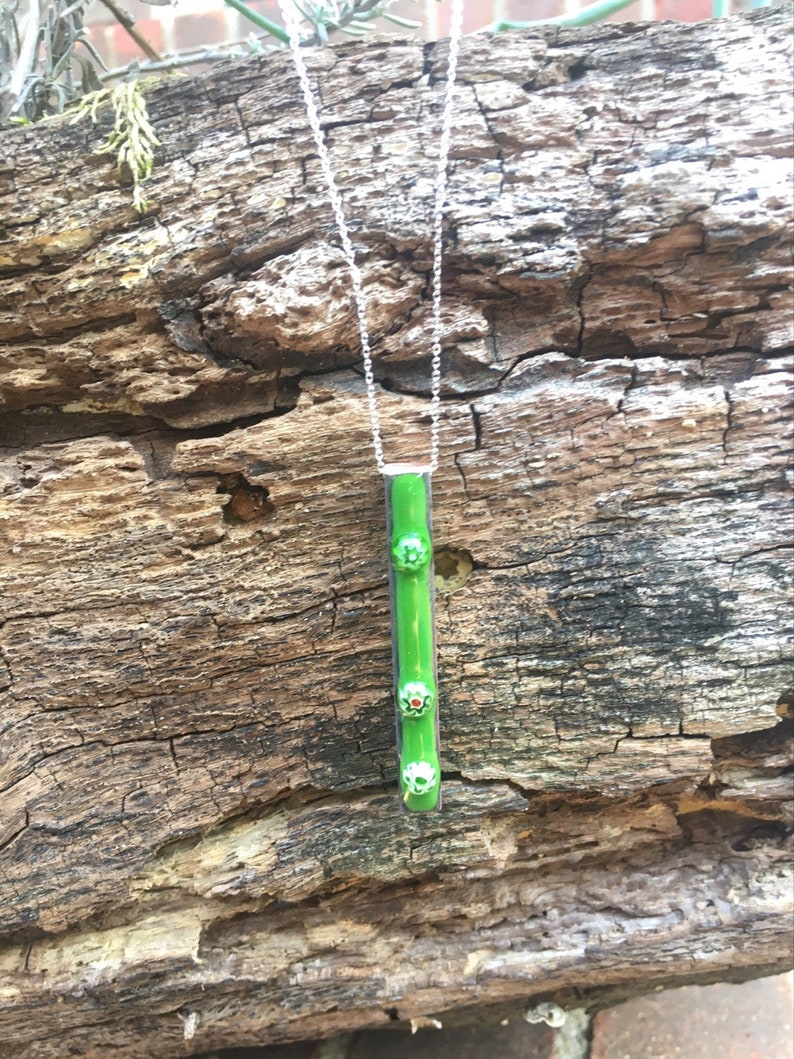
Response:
384,464,441,812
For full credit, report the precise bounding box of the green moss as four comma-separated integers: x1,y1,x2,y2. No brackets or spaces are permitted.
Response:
72,81,160,214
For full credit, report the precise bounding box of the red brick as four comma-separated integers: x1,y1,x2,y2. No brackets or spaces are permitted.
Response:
173,11,229,52
654,0,713,21
96,18,164,68
590,973,794,1059
348,1018,556,1059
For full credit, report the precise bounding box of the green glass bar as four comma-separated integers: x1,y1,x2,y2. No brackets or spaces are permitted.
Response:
384,464,440,812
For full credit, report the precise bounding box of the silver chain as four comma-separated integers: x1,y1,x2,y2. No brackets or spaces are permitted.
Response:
278,0,464,474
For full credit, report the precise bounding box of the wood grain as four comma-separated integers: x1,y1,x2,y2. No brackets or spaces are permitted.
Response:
0,6,792,1056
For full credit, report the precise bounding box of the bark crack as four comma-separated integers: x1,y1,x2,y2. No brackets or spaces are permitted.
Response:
722,386,734,458
470,86,506,196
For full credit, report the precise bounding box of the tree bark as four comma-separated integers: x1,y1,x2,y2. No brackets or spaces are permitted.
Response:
0,7,792,1057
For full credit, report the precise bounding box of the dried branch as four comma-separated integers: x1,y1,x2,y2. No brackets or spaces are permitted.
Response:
0,0,104,123
95,0,163,63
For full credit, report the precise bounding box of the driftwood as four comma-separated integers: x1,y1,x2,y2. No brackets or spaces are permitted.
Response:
0,6,792,1057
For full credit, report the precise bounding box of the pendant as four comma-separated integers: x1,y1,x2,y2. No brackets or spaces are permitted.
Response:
384,464,441,812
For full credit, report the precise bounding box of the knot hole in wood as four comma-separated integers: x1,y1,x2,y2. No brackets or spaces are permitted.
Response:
434,546,474,593
217,474,275,524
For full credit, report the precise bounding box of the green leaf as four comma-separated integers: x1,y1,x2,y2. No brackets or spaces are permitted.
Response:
493,0,639,31
222,0,290,43
382,11,422,29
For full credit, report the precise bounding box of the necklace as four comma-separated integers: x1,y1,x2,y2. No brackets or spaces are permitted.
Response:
278,0,464,812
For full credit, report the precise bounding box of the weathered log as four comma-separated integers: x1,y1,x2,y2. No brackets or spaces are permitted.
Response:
0,6,792,1057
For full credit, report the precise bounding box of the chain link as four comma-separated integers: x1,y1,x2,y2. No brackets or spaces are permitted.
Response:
278,0,463,474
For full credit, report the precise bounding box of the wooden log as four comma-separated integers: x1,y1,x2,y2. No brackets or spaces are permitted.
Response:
0,6,791,1057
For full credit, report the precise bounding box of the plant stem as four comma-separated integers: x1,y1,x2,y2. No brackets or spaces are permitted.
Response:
223,0,289,44
492,0,639,31
97,0,164,63
7,1,42,110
